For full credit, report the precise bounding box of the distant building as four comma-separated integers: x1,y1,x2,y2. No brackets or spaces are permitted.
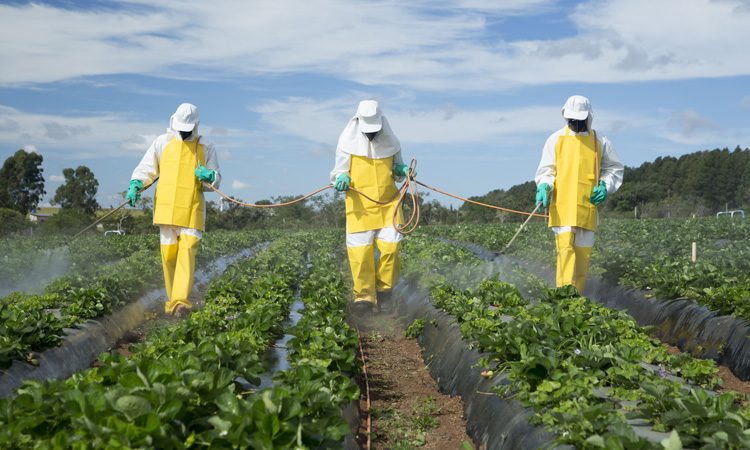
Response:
28,211,51,223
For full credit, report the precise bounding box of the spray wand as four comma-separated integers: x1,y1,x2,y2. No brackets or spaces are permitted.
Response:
495,201,543,255
71,179,157,240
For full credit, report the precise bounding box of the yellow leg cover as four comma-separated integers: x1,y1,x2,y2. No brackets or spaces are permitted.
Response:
573,246,593,295
555,232,576,289
375,239,400,293
347,244,377,303
160,243,178,301
165,234,199,314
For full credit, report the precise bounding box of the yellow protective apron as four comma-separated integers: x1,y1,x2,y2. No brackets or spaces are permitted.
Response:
549,128,599,231
549,128,599,293
345,155,404,304
153,137,206,231
345,155,404,233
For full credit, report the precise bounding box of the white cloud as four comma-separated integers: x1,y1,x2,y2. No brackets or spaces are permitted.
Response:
0,0,748,90
23,144,38,153
251,95,641,146
231,179,251,189
49,174,65,182
0,104,160,158
0,104,249,159
654,108,750,147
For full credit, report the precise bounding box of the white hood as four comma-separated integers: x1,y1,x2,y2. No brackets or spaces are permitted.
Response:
336,115,400,159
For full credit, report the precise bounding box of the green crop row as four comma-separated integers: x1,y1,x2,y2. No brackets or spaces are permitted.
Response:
2,232,363,448
0,234,159,292
0,230,269,369
243,232,361,448
424,218,750,324
0,236,306,448
401,236,750,449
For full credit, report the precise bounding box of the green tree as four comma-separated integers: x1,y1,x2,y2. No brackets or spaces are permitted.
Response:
0,149,46,215
0,208,27,235
52,166,99,215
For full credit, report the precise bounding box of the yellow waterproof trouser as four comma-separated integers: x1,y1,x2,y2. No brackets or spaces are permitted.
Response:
555,232,576,289
375,239,400,293
573,246,593,294
160,243,178,304
347,244,376,303
164,234,200,313
555,232,593,294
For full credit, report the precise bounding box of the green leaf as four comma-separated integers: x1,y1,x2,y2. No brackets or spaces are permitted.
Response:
114,395,152,421
208,416,232,437
215,392,240,416
661,430,682,450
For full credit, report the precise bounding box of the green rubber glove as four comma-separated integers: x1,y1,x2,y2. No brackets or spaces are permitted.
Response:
590,180,607,205
195,164,216,183
334,173,351,191
393,163,416,178
535,183,551,208
126,179,144,207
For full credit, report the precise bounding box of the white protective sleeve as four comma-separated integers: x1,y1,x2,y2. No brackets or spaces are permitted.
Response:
131,133,222,189
329,150,406,184
534,128,624,194
330,148,351,184
201,139,222,191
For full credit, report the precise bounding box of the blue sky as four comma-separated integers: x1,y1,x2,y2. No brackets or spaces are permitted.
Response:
1,0,749,209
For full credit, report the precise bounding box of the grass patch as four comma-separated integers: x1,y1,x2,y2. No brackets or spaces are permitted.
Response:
373,396,441,449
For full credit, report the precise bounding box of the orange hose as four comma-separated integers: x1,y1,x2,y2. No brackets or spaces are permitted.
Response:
414,180,548,218
191,142,545,232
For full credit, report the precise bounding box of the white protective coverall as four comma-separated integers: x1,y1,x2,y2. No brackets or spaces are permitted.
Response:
535,96,623,293
131,104,221,314
330,100,407,307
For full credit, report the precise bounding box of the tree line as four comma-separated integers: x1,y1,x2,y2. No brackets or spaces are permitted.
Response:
3,145,749,235
0,149,99,234
460,146,750,221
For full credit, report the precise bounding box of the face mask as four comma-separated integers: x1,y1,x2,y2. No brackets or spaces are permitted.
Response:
364,131,379,142
567,119,588,133
179,130,193,140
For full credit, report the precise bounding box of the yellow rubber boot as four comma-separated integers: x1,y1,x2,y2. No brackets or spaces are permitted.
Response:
347,244,377,304
573,246,593,295
375,240,400,293
165,234,199,314
160,243,178,301
555,232,576,288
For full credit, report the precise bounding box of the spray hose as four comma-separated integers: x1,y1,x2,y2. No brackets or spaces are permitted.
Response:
201,157,547,235
71,179,158,240
74,151,546,238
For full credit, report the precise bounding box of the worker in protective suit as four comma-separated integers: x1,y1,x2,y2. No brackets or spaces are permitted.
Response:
535,95,623,294
331,100,410,314
125,103,221,316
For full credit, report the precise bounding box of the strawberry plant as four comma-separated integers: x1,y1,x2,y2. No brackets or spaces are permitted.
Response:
424,218,750,325
0,230,272,369
0,233,362,448
401,235,750,448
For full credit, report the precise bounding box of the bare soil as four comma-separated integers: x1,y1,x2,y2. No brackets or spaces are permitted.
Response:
350,310,474,450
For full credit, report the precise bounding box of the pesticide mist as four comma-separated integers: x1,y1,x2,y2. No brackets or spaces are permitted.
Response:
0,246,71,297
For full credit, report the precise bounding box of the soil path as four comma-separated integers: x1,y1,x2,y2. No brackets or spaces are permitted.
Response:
350,306,474,450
